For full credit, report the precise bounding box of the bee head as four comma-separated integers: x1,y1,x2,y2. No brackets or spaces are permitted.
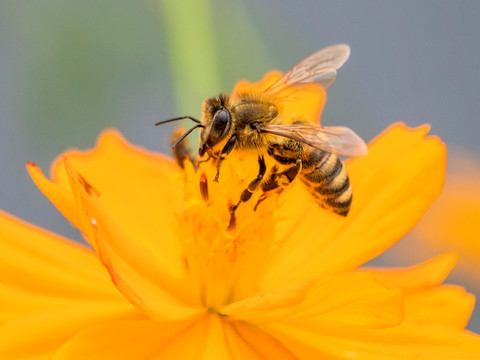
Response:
199,94,232,156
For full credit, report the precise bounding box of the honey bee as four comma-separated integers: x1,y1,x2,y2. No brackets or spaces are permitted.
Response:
156,44,367,216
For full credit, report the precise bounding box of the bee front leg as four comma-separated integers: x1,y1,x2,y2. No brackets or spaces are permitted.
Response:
214,134,237,182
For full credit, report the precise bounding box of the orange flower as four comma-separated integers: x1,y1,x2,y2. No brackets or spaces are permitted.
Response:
1,73,480,359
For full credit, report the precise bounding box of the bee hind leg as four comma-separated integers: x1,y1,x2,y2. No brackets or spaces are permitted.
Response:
254,159,302,211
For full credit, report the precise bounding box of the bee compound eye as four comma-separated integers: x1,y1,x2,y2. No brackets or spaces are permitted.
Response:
212,109,231,135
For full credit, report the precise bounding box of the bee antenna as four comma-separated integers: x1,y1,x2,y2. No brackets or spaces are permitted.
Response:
155,116,201,126
171,124,204,149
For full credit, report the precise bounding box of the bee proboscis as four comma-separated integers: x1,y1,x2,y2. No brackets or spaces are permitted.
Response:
157,44,367,216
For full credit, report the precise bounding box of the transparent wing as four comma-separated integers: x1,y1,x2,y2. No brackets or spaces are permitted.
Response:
262,123,368,157
264,44,351,96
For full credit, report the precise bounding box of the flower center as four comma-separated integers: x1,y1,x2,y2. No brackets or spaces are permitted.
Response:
176,154,281,311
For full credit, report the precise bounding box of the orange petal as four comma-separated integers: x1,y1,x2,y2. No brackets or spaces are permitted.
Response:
0,210,125,321
50,318,204,360
199,316,233,360
62,158,203,321
266,318,480,359
364,253,458,293
148,315,229,359
51,316,287,360
223,320,297,359
51,313,294,359
222,272,402,329
27,162,83,234
30,130,186,264
60,131,185,273
0,302,144,359
363,254,474,328
404,285,475,329
259,123,446,291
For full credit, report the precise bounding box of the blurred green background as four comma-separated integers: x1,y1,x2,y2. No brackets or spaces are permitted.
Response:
1,0,479,331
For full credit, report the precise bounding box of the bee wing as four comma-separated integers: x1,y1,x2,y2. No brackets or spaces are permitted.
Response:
264,44,351,96
262,123,368,157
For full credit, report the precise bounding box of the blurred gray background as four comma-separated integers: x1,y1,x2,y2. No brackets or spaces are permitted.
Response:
1,1,479,330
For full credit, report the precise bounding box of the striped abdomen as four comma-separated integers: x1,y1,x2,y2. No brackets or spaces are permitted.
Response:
300,150,352,216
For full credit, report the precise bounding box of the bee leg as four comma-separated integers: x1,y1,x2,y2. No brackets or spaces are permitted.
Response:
214,134,237,182
253,172,282,211
253,194,271,211
197,155,212,165
232,156,266,211
241,156,266,201
279,159,302,186
254,159,302,210
228,156,266,230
